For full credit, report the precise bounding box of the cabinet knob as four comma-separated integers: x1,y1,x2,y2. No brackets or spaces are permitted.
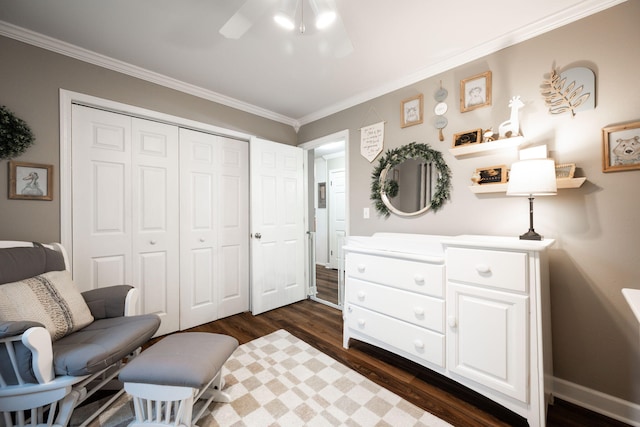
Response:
357,291,366,300
475,264,491,274
149,240,157,245
199,237,205,243
413,306,424,316
447,316,457,328
414,274,425,285
357,319,366,328
413,339,425,349
357,264,366,273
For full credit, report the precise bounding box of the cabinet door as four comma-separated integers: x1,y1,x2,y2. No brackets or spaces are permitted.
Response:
447,282,528,402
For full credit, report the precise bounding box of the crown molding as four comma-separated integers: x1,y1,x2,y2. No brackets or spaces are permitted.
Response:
0,20,300,130
0,0,626,130
296,0,628,126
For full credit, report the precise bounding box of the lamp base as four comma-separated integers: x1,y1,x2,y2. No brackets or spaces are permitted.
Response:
519,229,543,241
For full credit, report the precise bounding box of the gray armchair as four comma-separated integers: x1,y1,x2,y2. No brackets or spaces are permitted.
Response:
0,241,160,427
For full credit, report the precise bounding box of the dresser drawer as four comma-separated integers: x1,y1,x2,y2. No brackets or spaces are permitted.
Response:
345,304,445,368
446,247,528,292
346,252,445,298
346,279,444,333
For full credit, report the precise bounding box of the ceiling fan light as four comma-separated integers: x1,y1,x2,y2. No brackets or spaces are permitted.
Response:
315,10,336,29
309,0,337,29
274,12,295,30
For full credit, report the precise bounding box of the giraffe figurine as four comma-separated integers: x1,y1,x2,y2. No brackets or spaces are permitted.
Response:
498,96,524,139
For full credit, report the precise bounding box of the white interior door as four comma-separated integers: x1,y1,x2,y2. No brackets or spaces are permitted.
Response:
72,105,132,292
131,118,180,335
215,136,249,318
72,105,180,336
328,168,345,269
250,137,306,315
179,129,249,329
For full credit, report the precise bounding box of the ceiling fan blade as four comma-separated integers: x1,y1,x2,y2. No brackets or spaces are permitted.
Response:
331,15,353,58
219,0,277,39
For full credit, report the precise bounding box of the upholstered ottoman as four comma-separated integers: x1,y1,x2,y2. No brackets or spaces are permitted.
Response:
119,332,238,427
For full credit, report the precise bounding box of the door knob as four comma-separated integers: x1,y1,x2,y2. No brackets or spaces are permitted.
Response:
254,232,262,239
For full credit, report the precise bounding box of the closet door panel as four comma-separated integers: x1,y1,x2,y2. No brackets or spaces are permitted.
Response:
72,105,132,292
132,118,180,335
179,129,219,329
217,138,249,318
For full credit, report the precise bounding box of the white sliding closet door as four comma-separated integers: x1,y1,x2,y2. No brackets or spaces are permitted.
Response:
71,105,180,336
179,129,249,329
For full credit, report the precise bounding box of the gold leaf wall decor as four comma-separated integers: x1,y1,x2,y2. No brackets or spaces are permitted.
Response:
541,66,595,117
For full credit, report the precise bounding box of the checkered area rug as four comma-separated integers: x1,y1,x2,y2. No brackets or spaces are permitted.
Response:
73,329,451,426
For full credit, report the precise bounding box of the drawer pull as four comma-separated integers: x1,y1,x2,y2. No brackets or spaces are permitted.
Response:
447,316,457,328
413,339,424,349
357,264,366,273
357,318,366,328
413,306,425,316
414,274,425,285
475,264,491,274
357,291,366,300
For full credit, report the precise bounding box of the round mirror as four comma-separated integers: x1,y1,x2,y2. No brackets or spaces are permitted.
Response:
371,142,451,217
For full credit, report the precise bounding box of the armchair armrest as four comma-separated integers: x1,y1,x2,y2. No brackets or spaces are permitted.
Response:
0,322,54,385
81,285,139,318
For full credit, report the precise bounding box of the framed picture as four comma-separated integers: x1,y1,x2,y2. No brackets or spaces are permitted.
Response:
460,71,492,112
8,161,53,201
400,94,424,128
317,182,326,208
453,129,482,148
602,121,640,172
555,163,576,179
475,165,508,185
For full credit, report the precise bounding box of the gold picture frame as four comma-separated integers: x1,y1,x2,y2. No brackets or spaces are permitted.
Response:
400,94,424,128
8,161,54,201
475,165,508,185
453,128,482,148
602,121,640,172
460,71,492,112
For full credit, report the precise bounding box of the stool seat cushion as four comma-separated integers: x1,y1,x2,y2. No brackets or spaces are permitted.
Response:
119,332,239,389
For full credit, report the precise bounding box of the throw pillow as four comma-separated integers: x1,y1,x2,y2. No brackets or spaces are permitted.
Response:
0,270,94,341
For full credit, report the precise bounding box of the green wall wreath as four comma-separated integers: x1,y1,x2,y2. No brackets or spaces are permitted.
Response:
0,105,35,160
370,142,452,217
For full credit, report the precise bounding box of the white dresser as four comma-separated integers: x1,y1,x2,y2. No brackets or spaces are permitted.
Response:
343,233,554,427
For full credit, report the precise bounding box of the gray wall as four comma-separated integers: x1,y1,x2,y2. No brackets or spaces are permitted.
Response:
0,36,297,243
1,0,639,409
299,1,640,406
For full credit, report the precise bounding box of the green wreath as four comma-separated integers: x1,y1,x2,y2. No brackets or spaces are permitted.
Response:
370,142,451,217
0,105,35,160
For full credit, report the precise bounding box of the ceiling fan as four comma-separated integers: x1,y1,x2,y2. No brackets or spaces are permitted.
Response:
219,0,353,58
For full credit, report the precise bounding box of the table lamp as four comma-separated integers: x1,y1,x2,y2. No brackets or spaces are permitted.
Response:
506,159,557,240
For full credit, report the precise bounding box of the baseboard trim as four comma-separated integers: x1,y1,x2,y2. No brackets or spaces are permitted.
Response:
552,377,640,426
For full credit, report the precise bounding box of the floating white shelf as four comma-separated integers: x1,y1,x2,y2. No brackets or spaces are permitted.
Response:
449,136,525,158
469,177,587,194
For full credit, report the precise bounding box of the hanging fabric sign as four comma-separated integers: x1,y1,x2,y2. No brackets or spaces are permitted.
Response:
360,121,385,163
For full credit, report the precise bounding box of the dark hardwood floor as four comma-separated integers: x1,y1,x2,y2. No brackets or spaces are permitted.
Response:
167,299,630,427
315,264,339,305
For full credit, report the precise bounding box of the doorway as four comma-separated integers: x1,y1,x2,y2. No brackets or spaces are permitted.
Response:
300,131,348,309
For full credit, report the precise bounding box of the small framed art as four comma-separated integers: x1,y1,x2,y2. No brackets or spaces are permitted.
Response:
475,165,508,185
460,71,492,112
318,182,326,208
555,163,576,179
453,129,482,147
602,121,640,172
400,94,424,128
8,161,53,201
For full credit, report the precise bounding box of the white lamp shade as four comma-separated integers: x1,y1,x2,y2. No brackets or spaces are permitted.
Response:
507,159,557,196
